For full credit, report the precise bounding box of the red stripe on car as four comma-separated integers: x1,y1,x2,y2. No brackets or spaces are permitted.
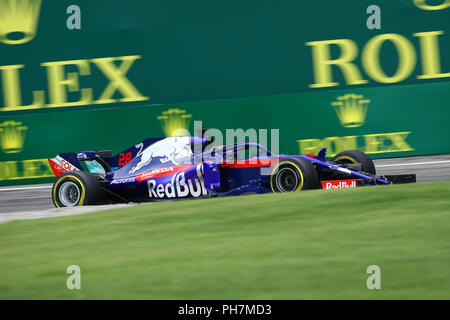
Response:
136,164,196,182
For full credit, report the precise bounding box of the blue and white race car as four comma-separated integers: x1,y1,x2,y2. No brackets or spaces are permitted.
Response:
48,135,416,207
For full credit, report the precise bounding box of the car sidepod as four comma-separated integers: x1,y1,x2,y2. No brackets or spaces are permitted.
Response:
105,162,220,202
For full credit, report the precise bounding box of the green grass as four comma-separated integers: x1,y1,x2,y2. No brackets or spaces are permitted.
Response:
1,181,450,299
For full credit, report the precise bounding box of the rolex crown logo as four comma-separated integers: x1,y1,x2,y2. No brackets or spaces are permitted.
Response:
0,120,28,153
331,94,370,128
157,108,192,137
0,0,42,45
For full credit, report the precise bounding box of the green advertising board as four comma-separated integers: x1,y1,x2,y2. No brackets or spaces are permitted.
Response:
0,0,450,185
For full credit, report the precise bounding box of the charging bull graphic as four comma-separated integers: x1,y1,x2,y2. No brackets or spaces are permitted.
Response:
129,136,193,174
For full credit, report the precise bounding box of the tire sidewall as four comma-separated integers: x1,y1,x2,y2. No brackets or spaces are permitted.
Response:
52,174,86,207
271,161,303,192
270,157,320,192
332,150,376,174
52,171,102,207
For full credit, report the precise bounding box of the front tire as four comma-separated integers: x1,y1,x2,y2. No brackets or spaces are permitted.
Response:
332,150,376,174
52,171,103,207
270,158,320,192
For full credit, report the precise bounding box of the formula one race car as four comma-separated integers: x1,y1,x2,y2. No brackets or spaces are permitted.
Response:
48,135,416,207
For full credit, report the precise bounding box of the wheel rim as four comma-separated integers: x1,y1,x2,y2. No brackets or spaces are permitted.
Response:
334,156,357,165
275,167,299,192
336,159,355,165
58,181,81,207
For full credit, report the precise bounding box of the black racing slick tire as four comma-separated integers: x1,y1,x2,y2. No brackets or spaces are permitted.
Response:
52,171,103,208
270,157,320,192
332,150,376,174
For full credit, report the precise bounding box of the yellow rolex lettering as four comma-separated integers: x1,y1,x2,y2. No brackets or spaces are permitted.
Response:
384,132,414,152
363,133,389,153
297,139,322,155
333,135,358,154
0,161,19,181
362,34,417,83
414,31,450,79
297,136,358,156
41,59,93,107
306,39,368,88
363,132,414,153
92,55,149,104
0,65,44,111
322,137,342,155
299,133,413,156
322,136,358,156
413,0,450,10
22,159,53,179
0,159,54,181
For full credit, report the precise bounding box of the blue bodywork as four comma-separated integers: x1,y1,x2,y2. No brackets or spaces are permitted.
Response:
49,136,394,203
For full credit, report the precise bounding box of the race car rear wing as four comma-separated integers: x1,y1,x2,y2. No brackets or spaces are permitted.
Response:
48,138,166,178
48,151,111,178
48,153,83,177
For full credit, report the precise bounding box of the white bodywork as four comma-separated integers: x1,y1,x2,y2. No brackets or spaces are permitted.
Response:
129,137,193,174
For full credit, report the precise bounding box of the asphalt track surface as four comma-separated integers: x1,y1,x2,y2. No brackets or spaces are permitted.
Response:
0,154,449,223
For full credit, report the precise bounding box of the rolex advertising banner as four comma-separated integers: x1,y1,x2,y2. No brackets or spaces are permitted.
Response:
0,0,450,185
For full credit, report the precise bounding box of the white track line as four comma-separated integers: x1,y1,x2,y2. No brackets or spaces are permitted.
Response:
0,185,52,192
376,160,450,168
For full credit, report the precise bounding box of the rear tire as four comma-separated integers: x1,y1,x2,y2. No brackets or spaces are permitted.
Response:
270,158,320,192
52,171,103,207
332,150,376,174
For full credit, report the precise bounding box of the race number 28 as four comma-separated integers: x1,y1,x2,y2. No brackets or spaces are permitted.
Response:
118,152,132,166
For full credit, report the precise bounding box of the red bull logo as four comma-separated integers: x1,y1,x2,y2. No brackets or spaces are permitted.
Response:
321,180,357,189
147,164,207,199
